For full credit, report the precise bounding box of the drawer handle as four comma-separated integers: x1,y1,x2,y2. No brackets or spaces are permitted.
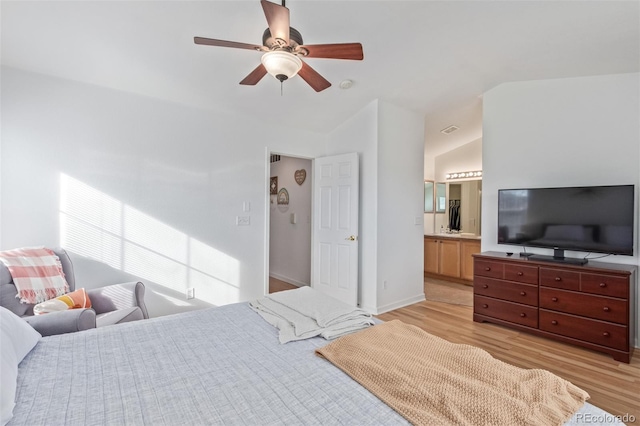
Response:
485,267,491,272
520,313,526,317
551,320,558,325
551,297,558,302
603,306,610,312
482,304,488,309
517,271,523,276
520,291,526,296
482,284,488,289
603,332,610,337
599,282,607,288
554,277,562,282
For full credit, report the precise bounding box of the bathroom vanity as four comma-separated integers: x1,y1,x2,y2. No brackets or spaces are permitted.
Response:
424,233,481,283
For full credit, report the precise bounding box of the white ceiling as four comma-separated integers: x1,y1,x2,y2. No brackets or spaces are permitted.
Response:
2,1,638,157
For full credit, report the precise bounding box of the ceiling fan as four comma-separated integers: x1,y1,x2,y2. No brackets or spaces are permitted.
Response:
194,0,363,92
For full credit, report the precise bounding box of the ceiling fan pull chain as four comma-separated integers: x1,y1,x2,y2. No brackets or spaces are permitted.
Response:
281,80,283,96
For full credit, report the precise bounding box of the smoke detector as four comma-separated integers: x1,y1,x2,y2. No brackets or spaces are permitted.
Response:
440,125,459,135
339,79,354,90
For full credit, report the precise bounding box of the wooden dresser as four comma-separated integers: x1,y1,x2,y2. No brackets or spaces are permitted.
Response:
473,251,637,363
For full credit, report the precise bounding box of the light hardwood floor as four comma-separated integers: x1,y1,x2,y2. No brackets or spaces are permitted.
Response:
379,297,640,419
268,277,298,293
269,277,639,418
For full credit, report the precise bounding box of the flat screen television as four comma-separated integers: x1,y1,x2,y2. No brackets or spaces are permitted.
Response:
498,184,635,264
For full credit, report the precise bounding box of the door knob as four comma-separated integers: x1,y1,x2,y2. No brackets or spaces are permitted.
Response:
345,235,358,241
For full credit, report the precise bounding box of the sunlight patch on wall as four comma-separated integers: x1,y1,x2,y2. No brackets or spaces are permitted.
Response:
59,173,240,306
124,206,189,264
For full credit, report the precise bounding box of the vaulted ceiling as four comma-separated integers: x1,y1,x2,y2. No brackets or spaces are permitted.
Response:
2,1,638,156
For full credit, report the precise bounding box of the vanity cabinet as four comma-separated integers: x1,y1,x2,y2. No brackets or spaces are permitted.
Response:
424,236,480,283
460,240,481,281
424,238,439,275
473,251,636,363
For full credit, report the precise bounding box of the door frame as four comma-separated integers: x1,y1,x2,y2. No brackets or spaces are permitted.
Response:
263,148,314,296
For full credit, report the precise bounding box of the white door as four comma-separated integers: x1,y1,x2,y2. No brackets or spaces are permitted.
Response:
311,152,359,306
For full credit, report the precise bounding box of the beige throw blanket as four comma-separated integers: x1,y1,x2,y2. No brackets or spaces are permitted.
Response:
316,320,589,426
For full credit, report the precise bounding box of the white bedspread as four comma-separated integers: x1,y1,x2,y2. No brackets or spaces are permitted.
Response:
250,286,374,343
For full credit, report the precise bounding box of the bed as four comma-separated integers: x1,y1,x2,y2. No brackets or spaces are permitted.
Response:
6,303,623,425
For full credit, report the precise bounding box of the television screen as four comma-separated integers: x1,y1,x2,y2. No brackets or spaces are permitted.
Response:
498,185,634,256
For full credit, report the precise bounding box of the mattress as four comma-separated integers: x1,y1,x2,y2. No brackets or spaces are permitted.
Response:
12,303,621,425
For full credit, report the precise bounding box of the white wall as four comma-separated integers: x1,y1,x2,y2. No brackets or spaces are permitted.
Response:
269,156,312,287
482,73,639,263
482,72,640,345
434,137,482,183
1,67,325,317
376,101,425,313
325,100,425,314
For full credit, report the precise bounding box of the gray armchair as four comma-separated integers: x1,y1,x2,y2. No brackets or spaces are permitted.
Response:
0,247,148,336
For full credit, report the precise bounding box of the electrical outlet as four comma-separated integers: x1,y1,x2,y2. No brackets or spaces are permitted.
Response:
236,216,250,226
186,287,195,300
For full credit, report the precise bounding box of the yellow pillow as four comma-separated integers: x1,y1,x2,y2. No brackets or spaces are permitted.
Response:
33,288,91,315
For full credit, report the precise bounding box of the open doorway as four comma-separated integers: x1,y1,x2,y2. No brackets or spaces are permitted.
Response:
268,154,312,294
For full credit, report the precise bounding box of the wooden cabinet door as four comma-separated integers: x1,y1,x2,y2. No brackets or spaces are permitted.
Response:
424,237,439,274
460,240,481,281
439,239,460,278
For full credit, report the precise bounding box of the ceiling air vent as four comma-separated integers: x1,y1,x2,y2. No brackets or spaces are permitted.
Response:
270,154,281,163
440,125,459,135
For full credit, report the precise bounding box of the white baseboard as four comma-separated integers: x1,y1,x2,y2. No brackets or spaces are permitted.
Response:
366,293,426,315
269,272,308,288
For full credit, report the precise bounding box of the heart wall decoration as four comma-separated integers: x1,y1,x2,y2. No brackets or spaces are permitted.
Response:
294,169,306,185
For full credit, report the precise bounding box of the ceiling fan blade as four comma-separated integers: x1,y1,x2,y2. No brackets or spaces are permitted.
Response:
194,37,263,51
239,64,268,86
297,61,331,92
298,43,364,60
261,0,290,45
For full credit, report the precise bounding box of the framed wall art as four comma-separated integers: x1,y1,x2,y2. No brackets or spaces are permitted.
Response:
277,188,289,205
270,176,278,195
294,169,306,185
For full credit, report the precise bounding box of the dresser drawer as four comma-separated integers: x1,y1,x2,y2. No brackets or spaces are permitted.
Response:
474,276,538,306
539,310,627,351
474,295,538,328
581,273,628,299
539,288,627,324
540,268,580,291
504,264,538,284
474,259,503,279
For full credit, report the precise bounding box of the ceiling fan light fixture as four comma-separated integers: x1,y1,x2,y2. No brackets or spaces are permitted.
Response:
261,51,302,82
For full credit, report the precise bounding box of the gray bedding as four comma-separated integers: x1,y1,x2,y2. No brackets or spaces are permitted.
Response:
12,303,619,425
14,303,404,425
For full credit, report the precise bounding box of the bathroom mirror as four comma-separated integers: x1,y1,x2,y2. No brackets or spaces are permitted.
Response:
424,181,434,213
435,182,446,213
446,180,482,235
